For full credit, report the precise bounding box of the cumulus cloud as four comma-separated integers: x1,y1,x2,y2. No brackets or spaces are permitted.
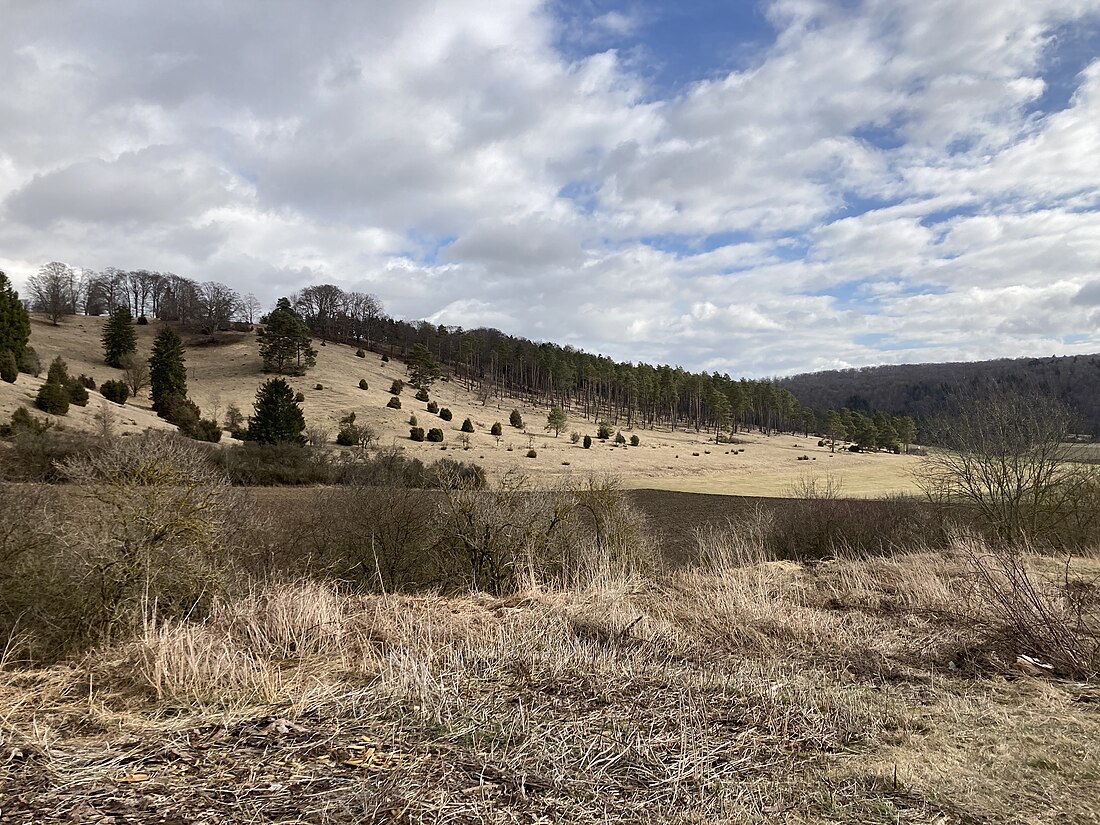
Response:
1,0,1099,376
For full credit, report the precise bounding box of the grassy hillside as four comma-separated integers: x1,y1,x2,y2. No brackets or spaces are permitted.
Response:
0,314,924,496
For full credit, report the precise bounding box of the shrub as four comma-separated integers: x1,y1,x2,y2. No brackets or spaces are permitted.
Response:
597,421,613,440
630,434,640,447
188,418,223,443
389,379,404,395
387,396,402,410
415,388,430,402
526,449,537,458
381,354,390,362
426,428,444,442
315,383,323,391
355,349,365,358
136,315,149,325
614,431,626,444
440,408,453,421
8,406,50,435
410,426,425,442
427,401,440,414
18,347,41,377
336,429,357,446
35,381,69,415
295,391,305,402
359,379,369,390
570,431,580,444
409,414,418,427
490,422,502,436
100,380,130,404
509,409,523,428
65,377,89,407
79,374,96,389
461,418,475,433
583,435,592,449
0,350,16,383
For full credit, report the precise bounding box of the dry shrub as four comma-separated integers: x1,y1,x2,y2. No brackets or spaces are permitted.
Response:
957,537,1100,680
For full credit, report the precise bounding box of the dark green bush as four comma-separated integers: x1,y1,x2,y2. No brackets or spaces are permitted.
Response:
0,350,17,383
597,421,613,440
415,388,430,402
79,374,96,390
315,383,323,391
35,381,69,415
410,426,425,442
355,349,365,358
427,401,439,414
526,449,537,458
490,422,502,436
100,380,129,404
136,315,149,325
614,431,626,445
381,354,390,362
583,435,592,449
359,379,369,390
439,408,452,421
427,428,444,442
461,418,474,433
630,434,640,446
510,409,523,428
389,379,404,395
295,391,305,402
18,347,41,377
387,396,402,409
336,429,357,446
65,377,89,407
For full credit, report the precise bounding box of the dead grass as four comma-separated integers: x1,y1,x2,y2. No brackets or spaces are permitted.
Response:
1,314,924,496
4,551,1100,823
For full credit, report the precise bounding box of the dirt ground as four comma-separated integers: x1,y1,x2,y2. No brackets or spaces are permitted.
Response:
1,315,924,496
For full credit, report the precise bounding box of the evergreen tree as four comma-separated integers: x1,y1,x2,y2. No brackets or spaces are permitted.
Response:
258,298,316,374
825,410,847,453
408,343,441,390
545,406,567,436
101,306,137,368
0,271,31,363
247,378,306,444
895,416,918,454
149,326,187,416
0,350,16,384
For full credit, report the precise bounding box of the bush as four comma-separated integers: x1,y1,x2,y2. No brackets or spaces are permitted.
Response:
415,388,430,402
614,431,626,444
136,315,149,325
381,354,390,362
526,449,537,458
295,391,305,402
188,418,223,443
440,407,453,421
387,396,402,410
510,409,523,428
570,431,580,444
35,381,69,415
630,434,640,446
597,421,613,440
0,350,16,383
389,379,404,395
359,379,369,390
461,418,474,433
409,414,418,427
100,380,130,404
18,347,41,377
315,383,323,391
427,401,440,414
583,435,592,449
410,426,425,442
355,349,365,358
336,429,358,446
490,422,502,436
79,374,96,389
65,377,89,407
427,428,444,442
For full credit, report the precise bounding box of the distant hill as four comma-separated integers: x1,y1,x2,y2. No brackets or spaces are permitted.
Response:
776,354,1100,434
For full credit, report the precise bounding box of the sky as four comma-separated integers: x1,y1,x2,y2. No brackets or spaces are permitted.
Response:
2,0,1100,377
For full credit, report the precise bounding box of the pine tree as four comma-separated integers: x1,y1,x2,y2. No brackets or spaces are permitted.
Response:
0,350,16,383
0,272,31,364
408,343,441,390
545,406,567,436
258,298,316,375
101,306,137,368
825,411,847,453
149,326,187,416
247,378,306,444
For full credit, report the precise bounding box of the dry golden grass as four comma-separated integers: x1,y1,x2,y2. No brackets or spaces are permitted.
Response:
0,314,924,496
3,548,1099,823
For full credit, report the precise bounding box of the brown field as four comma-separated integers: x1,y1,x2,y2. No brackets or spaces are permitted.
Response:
1,314,923,496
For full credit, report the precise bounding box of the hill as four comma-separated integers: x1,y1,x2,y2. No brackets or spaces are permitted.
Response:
0,315,922,496
777,354,1100,433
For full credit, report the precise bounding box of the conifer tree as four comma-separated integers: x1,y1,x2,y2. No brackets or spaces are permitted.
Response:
149,326,187,416
0,271,31,363
101,306,137,368
408,343,441,390
258,298,316,375
247,378,306,444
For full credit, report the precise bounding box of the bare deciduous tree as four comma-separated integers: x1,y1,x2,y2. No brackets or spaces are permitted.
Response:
27,262,78,324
